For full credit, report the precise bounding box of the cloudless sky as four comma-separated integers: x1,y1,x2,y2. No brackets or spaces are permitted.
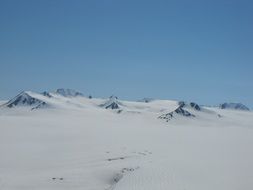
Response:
0,0,253,108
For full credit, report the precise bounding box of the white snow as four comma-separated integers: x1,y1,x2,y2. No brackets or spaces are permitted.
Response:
0,100,7,106
0,93,253,190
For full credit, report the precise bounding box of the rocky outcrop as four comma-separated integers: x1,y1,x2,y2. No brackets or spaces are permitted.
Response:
219,103,250,111
158,106,195,121
100,96,122,110
55,88,83,97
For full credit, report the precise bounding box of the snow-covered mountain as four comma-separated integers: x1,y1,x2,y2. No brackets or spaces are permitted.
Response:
219,102,250,111
0,89,253,190
100,95,123,110
1,90,251,116
2,91,48,110
158,106,195,121
158,101,201,121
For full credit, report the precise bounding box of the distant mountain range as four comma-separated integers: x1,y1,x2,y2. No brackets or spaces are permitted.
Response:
0,89,250,121
219,102,250,111
55,88,84,97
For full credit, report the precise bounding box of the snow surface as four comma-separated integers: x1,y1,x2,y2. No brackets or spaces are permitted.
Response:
0,92,253,190
0,100,7,106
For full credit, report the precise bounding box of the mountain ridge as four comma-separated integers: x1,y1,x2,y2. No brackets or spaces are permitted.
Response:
0,89,250,114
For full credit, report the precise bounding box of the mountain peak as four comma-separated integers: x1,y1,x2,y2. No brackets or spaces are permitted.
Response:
100,95,122,110
178,101,201,111
4,91,47,109
158,106,195,121
55,88,83,97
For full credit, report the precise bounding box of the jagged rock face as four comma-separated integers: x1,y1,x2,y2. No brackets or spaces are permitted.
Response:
31,102,47,110
105,102,119,109
158,112,174,121
175,107,195,117
190,102,201,111
219,103,250,111
158,107,195,121
55,88,83,97
5,92,46,108
178,101,186,108
178,101,201,111
100,96,121,110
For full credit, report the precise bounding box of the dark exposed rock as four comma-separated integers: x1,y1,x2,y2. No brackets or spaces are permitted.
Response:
52,177,63,181
190,102,201,111
117,110,123,114
105,102,119,109
55,88,83,97
219,103,250,111
175,107,195,117
31,102,47,110
178,101,186,108
100,96,122,110
138,98,154,103
178,101,201,111
41,91,52,98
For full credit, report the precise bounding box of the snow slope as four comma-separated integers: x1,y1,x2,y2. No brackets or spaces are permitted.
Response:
0,92,253,190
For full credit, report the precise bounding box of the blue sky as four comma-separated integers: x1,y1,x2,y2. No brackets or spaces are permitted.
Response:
0,0,253,108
